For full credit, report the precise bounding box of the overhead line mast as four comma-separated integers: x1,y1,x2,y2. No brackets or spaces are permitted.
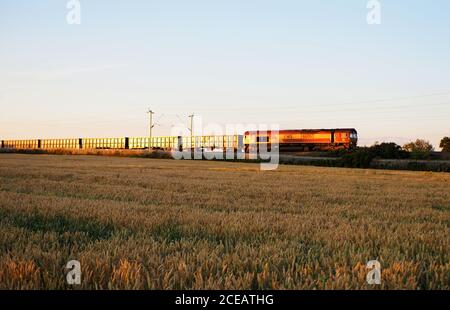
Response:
188,113,195,150
147,109,155,149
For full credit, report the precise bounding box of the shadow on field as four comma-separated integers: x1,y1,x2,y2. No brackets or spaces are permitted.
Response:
0,209,117,242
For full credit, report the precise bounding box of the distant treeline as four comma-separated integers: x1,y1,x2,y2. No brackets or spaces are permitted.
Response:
283,141,450,172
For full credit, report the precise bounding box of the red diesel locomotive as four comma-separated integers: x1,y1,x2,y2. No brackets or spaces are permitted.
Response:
244,128,358,152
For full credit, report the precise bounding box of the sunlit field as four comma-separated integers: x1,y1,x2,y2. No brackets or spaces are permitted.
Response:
0,154,448,289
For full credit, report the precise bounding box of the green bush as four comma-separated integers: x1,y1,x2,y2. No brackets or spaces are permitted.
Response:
337,142,407,168
339,148,375,168
410,150,431,160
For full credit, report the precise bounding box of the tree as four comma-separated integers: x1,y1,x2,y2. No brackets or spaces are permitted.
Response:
439,137,450,152
403,139,434,159
403,139,434,152
370,142,408,159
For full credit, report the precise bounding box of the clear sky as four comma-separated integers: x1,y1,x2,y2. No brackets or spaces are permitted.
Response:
1,0,449,148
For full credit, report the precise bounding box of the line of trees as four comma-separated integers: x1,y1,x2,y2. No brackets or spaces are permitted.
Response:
402,137,450,156
338,137,449,168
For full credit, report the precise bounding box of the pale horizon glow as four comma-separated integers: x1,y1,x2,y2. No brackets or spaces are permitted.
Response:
0,0,449,148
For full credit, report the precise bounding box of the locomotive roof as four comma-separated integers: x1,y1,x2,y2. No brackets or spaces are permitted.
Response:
245,128,357,134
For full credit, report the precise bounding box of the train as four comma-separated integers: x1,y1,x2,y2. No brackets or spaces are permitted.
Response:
1,128,357,153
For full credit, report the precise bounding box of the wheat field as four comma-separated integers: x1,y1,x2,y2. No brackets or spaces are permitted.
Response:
0,154,448,289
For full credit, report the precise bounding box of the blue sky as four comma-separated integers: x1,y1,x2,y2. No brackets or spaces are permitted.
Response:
1,0,449,148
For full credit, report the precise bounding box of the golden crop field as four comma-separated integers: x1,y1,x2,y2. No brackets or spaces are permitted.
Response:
0,154,449,290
